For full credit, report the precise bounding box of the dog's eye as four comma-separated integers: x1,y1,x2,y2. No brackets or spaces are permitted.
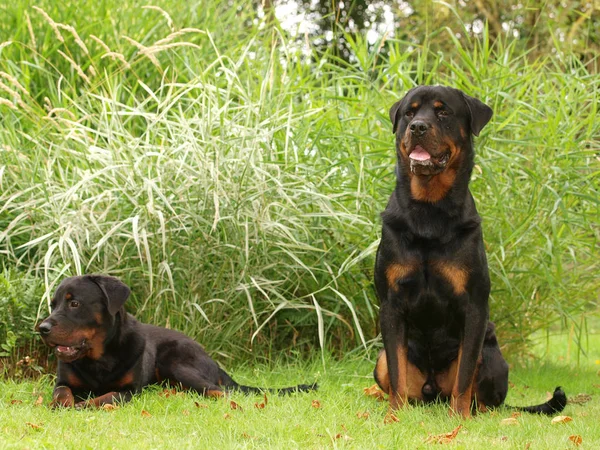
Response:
69,300,80,308
437,110,449,117
405,111,414,118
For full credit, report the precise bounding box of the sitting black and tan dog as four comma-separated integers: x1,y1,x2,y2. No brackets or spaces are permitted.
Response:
38,275,316,408
373,85,566,418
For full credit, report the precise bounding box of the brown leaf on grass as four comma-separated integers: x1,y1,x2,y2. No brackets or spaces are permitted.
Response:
241,432,255,440
10,399,23,405
510,411,521,418
159,388,179,398
102,404,119,411
230,400,243,411
356,411,370,419
223,413,231,420
141,410,152,417
569,435,582,446
524,443,531,450
551,415,573,424
500,418,519,426
425,425,462,444
334,433,352,441
182,410,190,416
254,393,268,409
383,411,399,424
363,384,386,401
194,401,208,409
311,400,321,409
26,422,42,430
34,396,44,407
568,393,592,405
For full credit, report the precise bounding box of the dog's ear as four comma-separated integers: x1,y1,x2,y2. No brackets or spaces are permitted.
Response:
389,99,404,134
389,88,415,134
462,93,493,137
390,86,418,134
87,275,130,316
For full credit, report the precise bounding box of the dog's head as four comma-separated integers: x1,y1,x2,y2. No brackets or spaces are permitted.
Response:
37,275,130,362
389,85,493,177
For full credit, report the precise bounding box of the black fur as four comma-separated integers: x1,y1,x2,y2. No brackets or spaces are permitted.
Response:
374,86,565,417
37,275,316,408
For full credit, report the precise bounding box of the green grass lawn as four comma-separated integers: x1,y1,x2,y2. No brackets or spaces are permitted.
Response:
1,334,598,449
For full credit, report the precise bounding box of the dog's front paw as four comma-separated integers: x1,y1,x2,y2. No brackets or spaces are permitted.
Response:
51,387,74,409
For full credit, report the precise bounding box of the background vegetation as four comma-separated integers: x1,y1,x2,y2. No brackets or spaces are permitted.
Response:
0,0,598,367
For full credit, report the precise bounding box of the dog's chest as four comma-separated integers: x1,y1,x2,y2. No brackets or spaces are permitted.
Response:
385,257,469,303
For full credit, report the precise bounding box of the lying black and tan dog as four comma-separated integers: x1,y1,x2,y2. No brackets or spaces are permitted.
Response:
373,85,566,418
38,275,316,408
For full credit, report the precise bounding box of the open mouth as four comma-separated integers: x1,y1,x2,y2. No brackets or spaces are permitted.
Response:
48,341,87,362
408,145,450,175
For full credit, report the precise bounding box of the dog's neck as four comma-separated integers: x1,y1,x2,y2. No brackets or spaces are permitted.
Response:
382,148,480,241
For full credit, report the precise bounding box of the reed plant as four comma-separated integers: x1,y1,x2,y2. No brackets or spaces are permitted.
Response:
0,1,597,362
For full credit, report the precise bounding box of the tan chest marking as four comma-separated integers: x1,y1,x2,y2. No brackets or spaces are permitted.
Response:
385,263,418,292
432,261,469,295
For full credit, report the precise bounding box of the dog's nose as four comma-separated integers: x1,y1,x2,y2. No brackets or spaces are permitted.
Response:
37,321,53,335
409,120,429,137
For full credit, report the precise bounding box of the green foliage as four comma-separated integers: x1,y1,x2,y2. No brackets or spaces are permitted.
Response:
0,1,598,361
0,269,44,357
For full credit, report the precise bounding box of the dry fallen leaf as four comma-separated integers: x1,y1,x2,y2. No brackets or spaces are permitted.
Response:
500,418,519,426
141,410,152,418
223,413,231,420
551,415,573,424
241,432,255,440
568,393,592,405
255,394,268,409
356,411,370,419
34,396,44,407
569,435,582,446
383,411,399,424
510,411,521,418
363,384,386,401
102,404,119,411
182,410,190,416
230,400,243,411
26,422,42,430
10,399,23,405
334,433,352,441
159,388,179,398
194,401,208,409
425,425,462,444
311,400,321,409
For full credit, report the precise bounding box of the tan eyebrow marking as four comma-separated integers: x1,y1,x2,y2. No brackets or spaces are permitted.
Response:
433,101,443,108
410,102,419,108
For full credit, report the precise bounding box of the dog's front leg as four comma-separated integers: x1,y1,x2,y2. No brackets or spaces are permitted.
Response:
380,299,408,410
51,385,75,408
75,391,134,409
451,303,487,418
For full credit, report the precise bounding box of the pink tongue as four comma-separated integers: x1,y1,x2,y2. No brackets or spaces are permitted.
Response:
410,145,431,161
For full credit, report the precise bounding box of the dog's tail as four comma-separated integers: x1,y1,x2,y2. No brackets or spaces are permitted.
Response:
218,368,318,396
507,386,567,415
